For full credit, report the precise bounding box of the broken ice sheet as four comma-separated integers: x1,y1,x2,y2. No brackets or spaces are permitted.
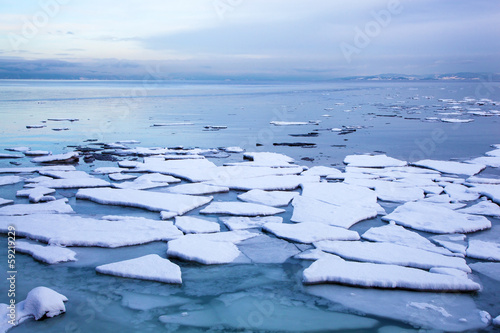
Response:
344,154,407,168
174,216,220,234
16,240,76,264
237,234,301,264
263,222,359,244
237,189,297,207
0,199,74,216
466,239,500,261
457,199,500,218
221,216,283,230
412,159,485,176
200,201,285,216
167,236,242,265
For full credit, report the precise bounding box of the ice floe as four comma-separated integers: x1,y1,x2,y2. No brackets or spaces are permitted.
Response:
166,182,229,195
24,178,111,189
206,174,318,191
412,159,485,176
0,153,23,159
16,240,76,264
344,154,407,168
112,173,180,190
303,258,478,290
374,183,425,202
200,201,284,216
237,234,301,263
440,118,474,123
167,236,241,264
270,121,313,126
467,156,500,168
96,254,182,284
470,262,500,282
466,240,500,261
314,241,471,272
457,199,500,217
237,189,297,207
494,315,500,326
16,187,56,203
31,152,79,164
362,223,457,257
469,184,500,204
174,216,220,234
300,165,343,177
0,214,182,247
443,183,480,201
466,176,500,185
430,234,468,256
76,188,212,215
263,222,359,244
0,166,76,175
382,201,491,233
0,198,13,206
0,199,74,216
38,170,93,179
108,173,137,181
0,176,24,186
221,216,283,230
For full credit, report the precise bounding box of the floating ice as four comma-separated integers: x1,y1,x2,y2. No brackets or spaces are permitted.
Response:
467,156,500,168
0,199,74,216
175,216,220,234
301,166,343,177
129,158,217,181
166,183,229,195
291,195,378,229
112,173,180,190
237,189,297,207
362,223,457,257
0,153,22,159
469,184,500,204
222,146,244,153
344,154,407,168
0,214,182,247
31,152,79,164
443,183,480,201
167,236,241,264
238,234,301,263
314,241,471,272
303,258,479,291
6,146,30,152
108,173,137,181
92,167,126,175
200,201,284,216
466,176,500,185
300,182,380,210
294,249,342,261
24,150,50,156
382,201,491,233
24,177,111,189
494,315,500,326
221,216,283,230
16,240,76,264
412,159,485,176
243,151,295,164
374,183,425,202
440,118,474,123
263,222,359,244
39,170,93,179
76,188,212,215
206,174,318,191
270,121,312,126
430,234,467,256
470,262,500,282
0,198,13,206
466,240,500,261
457,199,500,218
96,254,182,284
0,176,24,186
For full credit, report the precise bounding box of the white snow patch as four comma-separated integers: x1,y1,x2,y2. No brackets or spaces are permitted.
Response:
457,199,500,218
24,178,111,189
0,198,13,206
430,234,468,256
16,187,56,203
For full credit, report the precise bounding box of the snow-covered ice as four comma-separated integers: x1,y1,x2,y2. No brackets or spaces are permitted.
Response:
16,187,56,203
112,173,180,190
466,240,500,261
24,178,111,189
362,223,457,257
457,199,500,218
443,183,480,201
0,214,182,247
470,262,500,282
206,174,318,191
38,170,94,179
467,156,500,168
108,173,137,181
430,234,468,256
0,199,74,216
300,182,380,210
382,201,491,233
263,222,359,244
0,198,13,206
200,201,284,216
16,240,76,264
300,166,343,177
412,159,485,176
494,315,500,326
314,241,471,272
440,118,474,123
221,216,283,230
167,236,241,264
76,188,212,215
469,184,500,204
166,183,229,195
374,183,425,202
0,165,75,174
96,254,182,284
303,258,479,291
174,216,220,234
237,189,297,207
466,176,500,185
0,176,24,186
344,154,407,168
31,152,79,164
237,234,301,263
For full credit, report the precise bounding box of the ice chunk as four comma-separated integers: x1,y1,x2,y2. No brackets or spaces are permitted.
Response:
16,240,76,264
307,284,489,331
0,165,76,174
466,176,500,184
440,118,474,123
16,187,56,203
291,195,377,229
301,166,343,177
0,199,73,216
0,198,13,206
303,258,479,291
300,182,379,209
263,222,359,244
200,201,284,216
467,156,500,168
160,211,178,220
0,176,24,186
76,188,212,215
457,200,500,218
166,183,229,195
129,158,217,181
362,223,458,257
469,184,500,204
221,216,283,230
6,146,30,152
92,167,126,175
24,178,111,189
222,146,244,153
0,153,23,159
167,236,241,264
237,234,301,263
242,151,294,165
112,173,180,190
0,214,182,247
344,154,407,168
374,183,425,202
270,121,312,126
31,152,79,164
179,230,257,244
382,201,491,233
466,240,500,261
470,262,500,282
494,315,500,326
206,174,318,191
108,173,137,181
159,292,378,331
175,216,220,234
19,287,67,320
294,249,343,261
430,234,467,256
412,159,485,176
315,241,471,272
443,183,479,201
38,170,93,179
237,189,297,207
96,254,182,284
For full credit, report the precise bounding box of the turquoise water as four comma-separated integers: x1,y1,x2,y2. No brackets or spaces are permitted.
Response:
0,80,500,332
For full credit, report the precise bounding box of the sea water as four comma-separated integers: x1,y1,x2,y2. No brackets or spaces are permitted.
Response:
0,79,499,332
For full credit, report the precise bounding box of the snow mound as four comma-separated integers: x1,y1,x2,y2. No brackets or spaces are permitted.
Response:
96,254,182,284
263,222,359,244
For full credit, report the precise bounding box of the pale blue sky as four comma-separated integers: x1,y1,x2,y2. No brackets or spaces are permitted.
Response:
0,0,499,79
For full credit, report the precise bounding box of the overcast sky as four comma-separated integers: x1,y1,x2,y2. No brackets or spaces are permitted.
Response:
0,0,499,79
